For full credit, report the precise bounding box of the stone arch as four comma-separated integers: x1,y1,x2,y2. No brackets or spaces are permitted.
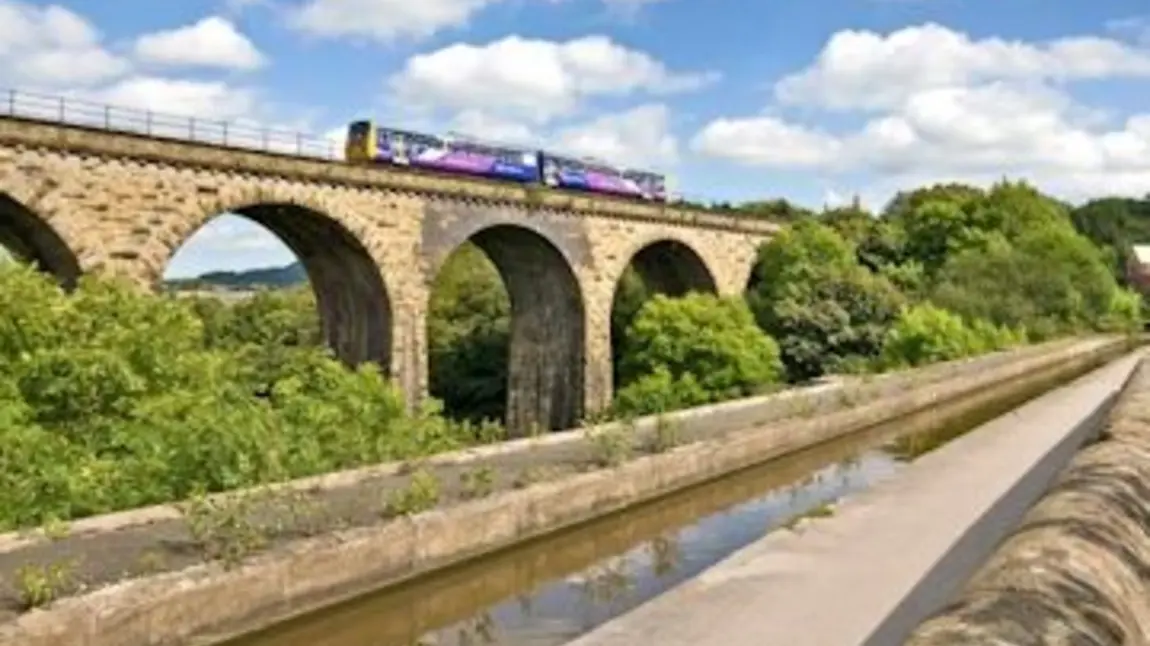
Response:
0,191,81,289
745,259,763,292
606,237,720,393
428,223,586,434
162,189,393,371
621,238,719,296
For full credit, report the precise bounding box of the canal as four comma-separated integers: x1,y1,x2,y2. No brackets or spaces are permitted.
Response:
220,362,1092,646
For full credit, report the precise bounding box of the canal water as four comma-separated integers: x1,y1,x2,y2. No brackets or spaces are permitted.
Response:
223,363,1090,646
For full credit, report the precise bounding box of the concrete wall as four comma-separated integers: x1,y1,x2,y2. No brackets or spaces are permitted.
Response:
0,117,775,430
904,357,1150,645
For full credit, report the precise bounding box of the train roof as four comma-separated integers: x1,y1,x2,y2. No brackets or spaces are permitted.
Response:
443,131,535,151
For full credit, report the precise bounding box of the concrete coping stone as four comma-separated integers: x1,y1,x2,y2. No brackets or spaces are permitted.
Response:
903,354,1150,645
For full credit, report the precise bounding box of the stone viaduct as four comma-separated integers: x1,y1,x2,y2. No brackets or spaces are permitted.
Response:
0,116,779,433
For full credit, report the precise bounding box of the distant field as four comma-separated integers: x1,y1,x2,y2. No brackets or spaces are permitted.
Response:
170,289,257,302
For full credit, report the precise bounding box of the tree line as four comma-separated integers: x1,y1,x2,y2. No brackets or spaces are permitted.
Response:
0,180,1142,530
435,180,1143,419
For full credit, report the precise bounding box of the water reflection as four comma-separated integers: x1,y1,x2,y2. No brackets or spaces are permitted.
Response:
226,358,1091,646
230,447,890,646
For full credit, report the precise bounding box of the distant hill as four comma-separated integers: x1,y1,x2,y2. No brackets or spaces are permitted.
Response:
166,262,307,290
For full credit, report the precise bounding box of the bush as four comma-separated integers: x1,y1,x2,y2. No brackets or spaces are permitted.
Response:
614,293,783,416
878,304,1023,369
0,265,478,531
931,227,1126,338
747,221,905,381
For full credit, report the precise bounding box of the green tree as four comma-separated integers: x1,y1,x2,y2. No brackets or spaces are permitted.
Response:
614,293,783,415
427,243,510,423
931,226,1136,338
747,221,904,381
0,264,472,530
878,303,1022,369
1070,196,1150,281
610,266,652,386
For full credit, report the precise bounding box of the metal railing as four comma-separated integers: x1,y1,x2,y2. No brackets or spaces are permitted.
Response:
0,88,342,160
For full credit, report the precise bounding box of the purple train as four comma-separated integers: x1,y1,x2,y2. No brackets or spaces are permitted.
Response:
344,121,667,202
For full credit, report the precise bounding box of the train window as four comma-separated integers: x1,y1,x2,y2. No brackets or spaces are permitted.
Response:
557,158,585,172
453,140,531,164
391,131,443,150
346,121,369,142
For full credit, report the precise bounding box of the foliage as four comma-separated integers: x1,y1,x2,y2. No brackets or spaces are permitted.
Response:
878,304,1023,369
930,227,1137,338
426,242,510,424
384,470,442,516
14,560,75,609
610,266,652,385
1070,196,1150,283
746,220,905,381
164,262,306,290
613,293,784,416
0,265,478,531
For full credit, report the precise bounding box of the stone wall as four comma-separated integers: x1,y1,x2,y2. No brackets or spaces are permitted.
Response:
904,357,1150,645
0,117,772,430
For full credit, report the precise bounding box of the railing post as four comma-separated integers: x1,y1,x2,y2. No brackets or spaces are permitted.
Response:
58,96,65,122
262,129,269,151
297,132,302,155
7,89,14,116
104,105,110,129
146,111,153,135
189,118,195,140
222,121,228,146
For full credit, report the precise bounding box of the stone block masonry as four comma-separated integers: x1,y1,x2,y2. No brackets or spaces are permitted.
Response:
0,116,776,432
904,357,1150,645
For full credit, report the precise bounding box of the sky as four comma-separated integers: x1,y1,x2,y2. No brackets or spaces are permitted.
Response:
2,0,1150,277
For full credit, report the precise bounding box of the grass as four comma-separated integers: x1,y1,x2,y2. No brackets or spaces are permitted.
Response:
383,470,442,517
14,560,77,609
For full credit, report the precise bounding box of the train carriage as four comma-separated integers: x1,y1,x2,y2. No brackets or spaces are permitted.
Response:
345,120,666,202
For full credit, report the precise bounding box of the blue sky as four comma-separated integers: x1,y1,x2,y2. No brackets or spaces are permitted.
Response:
2,0,1149,276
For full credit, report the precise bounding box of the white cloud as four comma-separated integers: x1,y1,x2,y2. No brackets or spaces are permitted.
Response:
0,1,128,89
776,23,1150,111
552,103,678,168
446,110,537,145
0,3,261,132
692,116,841,168
133,16,266,71
225,0,274,13
601,0,669,16
90,77,258,120
694,24,1150,201
324,126,348,157
389,35,717,123
287,0,501,43
165,214,295,278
